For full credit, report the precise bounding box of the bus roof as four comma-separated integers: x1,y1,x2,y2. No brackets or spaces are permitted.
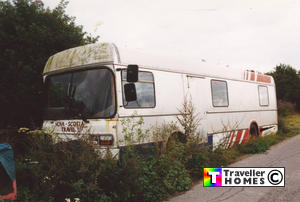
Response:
43,43,274,84
43,43,120,74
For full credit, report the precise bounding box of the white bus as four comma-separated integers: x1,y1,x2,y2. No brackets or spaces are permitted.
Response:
42,43,278,157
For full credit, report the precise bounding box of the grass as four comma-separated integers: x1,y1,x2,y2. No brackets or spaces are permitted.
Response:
283,114,300,134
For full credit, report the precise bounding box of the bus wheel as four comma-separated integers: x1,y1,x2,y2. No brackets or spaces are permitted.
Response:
166,132,186,150
250,123,259,138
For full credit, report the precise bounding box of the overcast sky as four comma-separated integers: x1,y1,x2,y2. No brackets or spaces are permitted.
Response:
42,0,300,72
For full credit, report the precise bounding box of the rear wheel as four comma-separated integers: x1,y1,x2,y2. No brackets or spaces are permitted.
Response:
250,123,259,137
166,132,186,150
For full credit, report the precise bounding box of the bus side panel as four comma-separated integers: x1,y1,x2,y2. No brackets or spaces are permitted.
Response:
117,69,187,146
204,79,277,148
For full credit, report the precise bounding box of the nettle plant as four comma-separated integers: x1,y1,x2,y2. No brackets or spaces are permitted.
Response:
121,113,150,146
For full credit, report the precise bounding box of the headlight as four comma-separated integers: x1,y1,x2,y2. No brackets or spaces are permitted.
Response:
96,134,114,146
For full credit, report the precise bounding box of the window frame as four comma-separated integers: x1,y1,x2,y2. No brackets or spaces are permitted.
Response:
258,85,269,106
121,70,156,109
210,79,229,107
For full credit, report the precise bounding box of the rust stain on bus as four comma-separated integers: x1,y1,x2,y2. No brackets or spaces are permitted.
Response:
105,119,118,133
105,120,110,132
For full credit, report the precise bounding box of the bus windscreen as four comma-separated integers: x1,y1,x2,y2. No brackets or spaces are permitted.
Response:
44,67,116,120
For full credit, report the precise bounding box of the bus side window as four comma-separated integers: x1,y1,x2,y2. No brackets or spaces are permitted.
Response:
258,85,269,106
121,70,156,108
211,80,229,107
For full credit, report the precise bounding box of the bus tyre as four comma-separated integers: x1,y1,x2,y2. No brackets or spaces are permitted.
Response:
250,123,259,138
166,132,186,150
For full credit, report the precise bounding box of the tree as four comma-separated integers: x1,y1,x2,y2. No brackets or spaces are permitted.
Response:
0,0,98,128
268,64,300,111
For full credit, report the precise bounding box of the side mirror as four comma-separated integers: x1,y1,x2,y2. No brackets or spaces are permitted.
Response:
124,83,137,102
127,65,138,82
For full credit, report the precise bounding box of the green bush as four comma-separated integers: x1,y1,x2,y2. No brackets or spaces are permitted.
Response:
7,111,297,201
185,147,209,179
12,128,289,201
3,131,109,201
8,128,195,201
136,157,167,202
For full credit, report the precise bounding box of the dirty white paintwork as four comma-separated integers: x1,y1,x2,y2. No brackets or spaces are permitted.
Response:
42,43,278,158
43,43,120,74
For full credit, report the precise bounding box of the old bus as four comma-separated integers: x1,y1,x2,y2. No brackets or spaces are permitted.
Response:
42,43,278,157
